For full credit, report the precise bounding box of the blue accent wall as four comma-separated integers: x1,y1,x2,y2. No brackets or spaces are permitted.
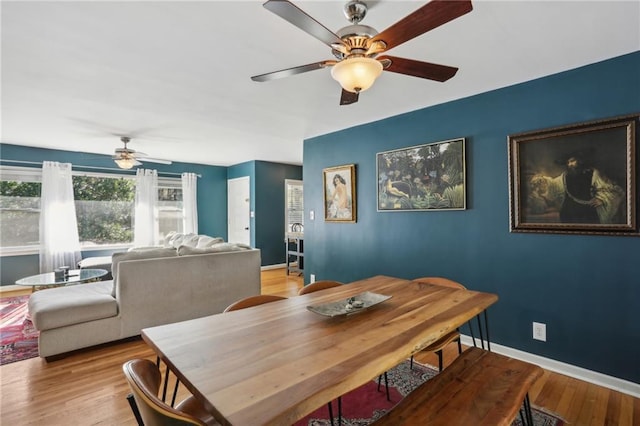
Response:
303,52,640,383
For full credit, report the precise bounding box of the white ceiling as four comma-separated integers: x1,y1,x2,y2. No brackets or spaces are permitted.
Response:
2,1,639,167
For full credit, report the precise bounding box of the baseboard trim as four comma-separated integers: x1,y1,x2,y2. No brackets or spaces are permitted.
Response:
460,335,640,398
261,263,287,271
0,284,23,293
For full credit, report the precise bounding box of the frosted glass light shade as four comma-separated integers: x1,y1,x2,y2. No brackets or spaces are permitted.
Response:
115,158,136,169
331,57,383,93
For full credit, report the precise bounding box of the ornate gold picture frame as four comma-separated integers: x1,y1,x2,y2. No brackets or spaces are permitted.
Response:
323,164,356,223
508,114,638,236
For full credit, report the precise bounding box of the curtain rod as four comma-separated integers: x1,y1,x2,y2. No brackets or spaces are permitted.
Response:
0,159,201,178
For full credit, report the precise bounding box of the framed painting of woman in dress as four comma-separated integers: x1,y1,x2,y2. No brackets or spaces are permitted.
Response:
323,164,356,223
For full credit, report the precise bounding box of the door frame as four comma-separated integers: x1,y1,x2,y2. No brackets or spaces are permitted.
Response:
227,176,251,246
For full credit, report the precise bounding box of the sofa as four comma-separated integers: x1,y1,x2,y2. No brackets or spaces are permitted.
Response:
75,231,227,279
28,244,261,358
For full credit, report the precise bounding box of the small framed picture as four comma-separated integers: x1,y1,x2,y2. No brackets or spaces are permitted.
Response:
323,164,356,223
508,114,638,236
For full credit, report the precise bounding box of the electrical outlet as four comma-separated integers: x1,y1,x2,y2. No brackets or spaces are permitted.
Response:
310,210,315,221
533,322,546,342
310,274,316,283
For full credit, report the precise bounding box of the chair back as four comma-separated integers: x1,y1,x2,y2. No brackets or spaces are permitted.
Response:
411,277,466,290
123,359,207,426
223,295,287,312
298,280,344,295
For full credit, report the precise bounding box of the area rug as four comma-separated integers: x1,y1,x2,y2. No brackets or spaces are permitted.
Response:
0,294,39,365
294,359,564,426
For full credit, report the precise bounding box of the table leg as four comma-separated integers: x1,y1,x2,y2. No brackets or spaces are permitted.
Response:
467,309,492,351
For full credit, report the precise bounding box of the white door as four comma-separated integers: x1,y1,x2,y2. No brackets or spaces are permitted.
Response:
227,177,251,245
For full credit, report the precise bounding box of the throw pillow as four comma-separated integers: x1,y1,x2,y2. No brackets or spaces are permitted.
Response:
196,235,224,248
163,231,178,247
177,243,250,256
111,248,178,297
180,233,201,248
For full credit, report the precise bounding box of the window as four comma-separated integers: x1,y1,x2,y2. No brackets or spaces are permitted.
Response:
285,179,304,234
0,167,42,253
73,173,136,247
1,166,186,254
158,177,183,242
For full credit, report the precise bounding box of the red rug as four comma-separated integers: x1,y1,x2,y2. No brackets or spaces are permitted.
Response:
294,359,564,426
0,295,39,365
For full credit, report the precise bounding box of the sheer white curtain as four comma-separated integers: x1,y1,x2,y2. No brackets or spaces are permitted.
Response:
134,169,159,247
181,172,198,234
39,161,81,273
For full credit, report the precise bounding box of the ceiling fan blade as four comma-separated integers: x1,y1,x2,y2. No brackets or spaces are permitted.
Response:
252,60,335,82
340,89,359,106
372,0,472,51
263,0,345,47
379,55,458,82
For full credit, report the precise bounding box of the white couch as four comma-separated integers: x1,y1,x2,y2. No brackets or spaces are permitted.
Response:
28,247,261,358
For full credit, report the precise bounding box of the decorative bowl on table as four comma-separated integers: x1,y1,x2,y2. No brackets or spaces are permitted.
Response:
307,291,392,317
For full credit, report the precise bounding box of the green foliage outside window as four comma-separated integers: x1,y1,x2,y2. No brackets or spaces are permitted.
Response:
0,180,41,197
1,173,182,248
73,176,135,245
0,181,42,247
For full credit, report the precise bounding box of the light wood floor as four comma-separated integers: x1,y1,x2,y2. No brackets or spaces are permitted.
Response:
1,268,638,425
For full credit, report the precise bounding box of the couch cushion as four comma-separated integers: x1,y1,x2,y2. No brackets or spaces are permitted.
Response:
28,281,117,331
111,248,178,296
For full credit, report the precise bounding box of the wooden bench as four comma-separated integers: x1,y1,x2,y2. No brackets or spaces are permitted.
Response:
372,347,543,426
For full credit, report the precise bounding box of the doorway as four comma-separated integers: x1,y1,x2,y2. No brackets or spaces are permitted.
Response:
227,176,250,246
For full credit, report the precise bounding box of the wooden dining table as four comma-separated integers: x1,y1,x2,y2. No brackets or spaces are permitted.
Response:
141,275,498,426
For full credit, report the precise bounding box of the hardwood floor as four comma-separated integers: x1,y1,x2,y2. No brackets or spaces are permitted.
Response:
1,269,638,425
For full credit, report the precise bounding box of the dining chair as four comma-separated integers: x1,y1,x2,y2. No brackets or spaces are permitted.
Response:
410,277,465,370
375,277,466,398
297,280,344,295
123,358,219,426
223,294,287,312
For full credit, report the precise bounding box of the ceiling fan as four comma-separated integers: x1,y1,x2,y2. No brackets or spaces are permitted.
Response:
112,136,172,169
251,0,472,105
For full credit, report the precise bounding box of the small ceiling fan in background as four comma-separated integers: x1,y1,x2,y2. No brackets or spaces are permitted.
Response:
251,0,473,105
112,136,172,169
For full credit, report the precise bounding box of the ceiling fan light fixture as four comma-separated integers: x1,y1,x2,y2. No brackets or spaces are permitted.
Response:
115,157,137,170
331,57,383,93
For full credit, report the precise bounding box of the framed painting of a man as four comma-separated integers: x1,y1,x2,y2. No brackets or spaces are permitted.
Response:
323,164,356,223
508,114,638,236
